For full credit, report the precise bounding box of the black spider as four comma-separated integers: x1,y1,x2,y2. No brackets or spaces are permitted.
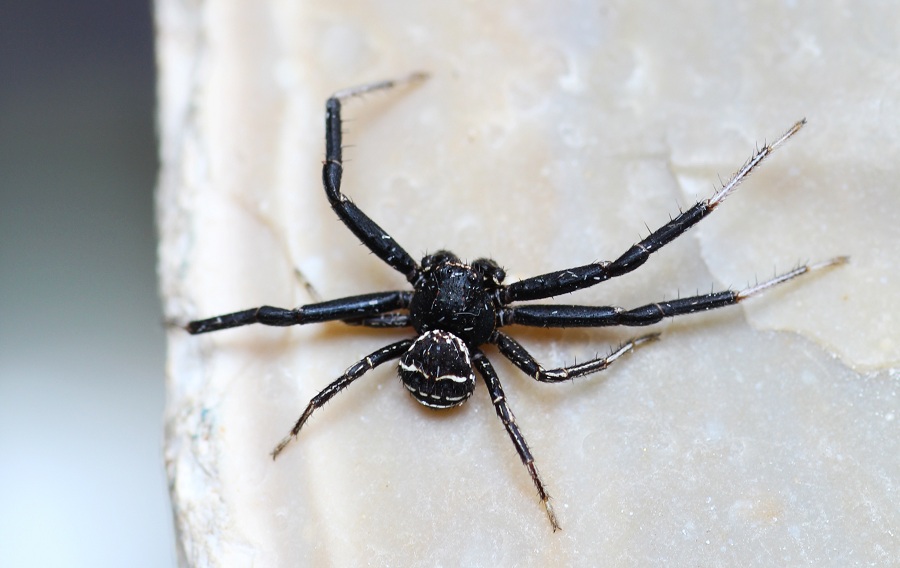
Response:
186,73,845,531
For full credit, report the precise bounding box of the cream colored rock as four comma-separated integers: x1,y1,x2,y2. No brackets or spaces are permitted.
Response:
157,1,899,566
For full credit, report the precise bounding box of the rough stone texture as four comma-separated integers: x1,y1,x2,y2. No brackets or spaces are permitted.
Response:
157,1,898,566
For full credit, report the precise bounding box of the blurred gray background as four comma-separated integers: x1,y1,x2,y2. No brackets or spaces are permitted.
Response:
0,2,175,566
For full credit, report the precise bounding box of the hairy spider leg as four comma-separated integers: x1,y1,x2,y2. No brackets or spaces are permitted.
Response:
342,312,412,328
271,338,415,459
323,72,429,285
491,332,660,383
500,120,808,304
186,291,412,334
500,257,848,329
471,349,562,531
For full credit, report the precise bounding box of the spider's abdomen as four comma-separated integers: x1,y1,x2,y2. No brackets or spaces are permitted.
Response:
399,330,476,409
409,259,496,345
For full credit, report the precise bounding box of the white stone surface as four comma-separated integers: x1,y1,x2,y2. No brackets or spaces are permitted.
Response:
157,1,899,566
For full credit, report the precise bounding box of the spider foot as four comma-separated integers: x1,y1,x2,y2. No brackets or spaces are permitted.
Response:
628,332,661,349
331,71,430,102
544,497,562,532
736,255,848,301
271,434,296,460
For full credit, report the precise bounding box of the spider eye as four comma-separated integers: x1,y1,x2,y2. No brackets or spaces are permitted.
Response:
472,257,506,285
421,250,460,271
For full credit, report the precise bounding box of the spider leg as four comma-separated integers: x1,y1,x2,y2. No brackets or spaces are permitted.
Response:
501,257,847,328
500,120,807,303
323,73,429,285
491,331,658,383
342,312,411,328
186,291,412,334
471,349,561,531
271,338,414,459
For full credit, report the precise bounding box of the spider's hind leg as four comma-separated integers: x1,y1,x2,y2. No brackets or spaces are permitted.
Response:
471,349,562,531
322,72,429,285
271,338,414,459
491,331,659,383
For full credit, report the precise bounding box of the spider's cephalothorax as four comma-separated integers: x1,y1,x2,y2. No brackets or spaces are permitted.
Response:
409,251,502,344
185,73,846,532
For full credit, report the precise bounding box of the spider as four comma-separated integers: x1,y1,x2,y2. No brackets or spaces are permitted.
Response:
186,72,846,531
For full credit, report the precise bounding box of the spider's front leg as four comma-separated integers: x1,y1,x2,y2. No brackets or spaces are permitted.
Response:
500,120,807,303
323,73,429,285
471,349,561,531
500,257,848,330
